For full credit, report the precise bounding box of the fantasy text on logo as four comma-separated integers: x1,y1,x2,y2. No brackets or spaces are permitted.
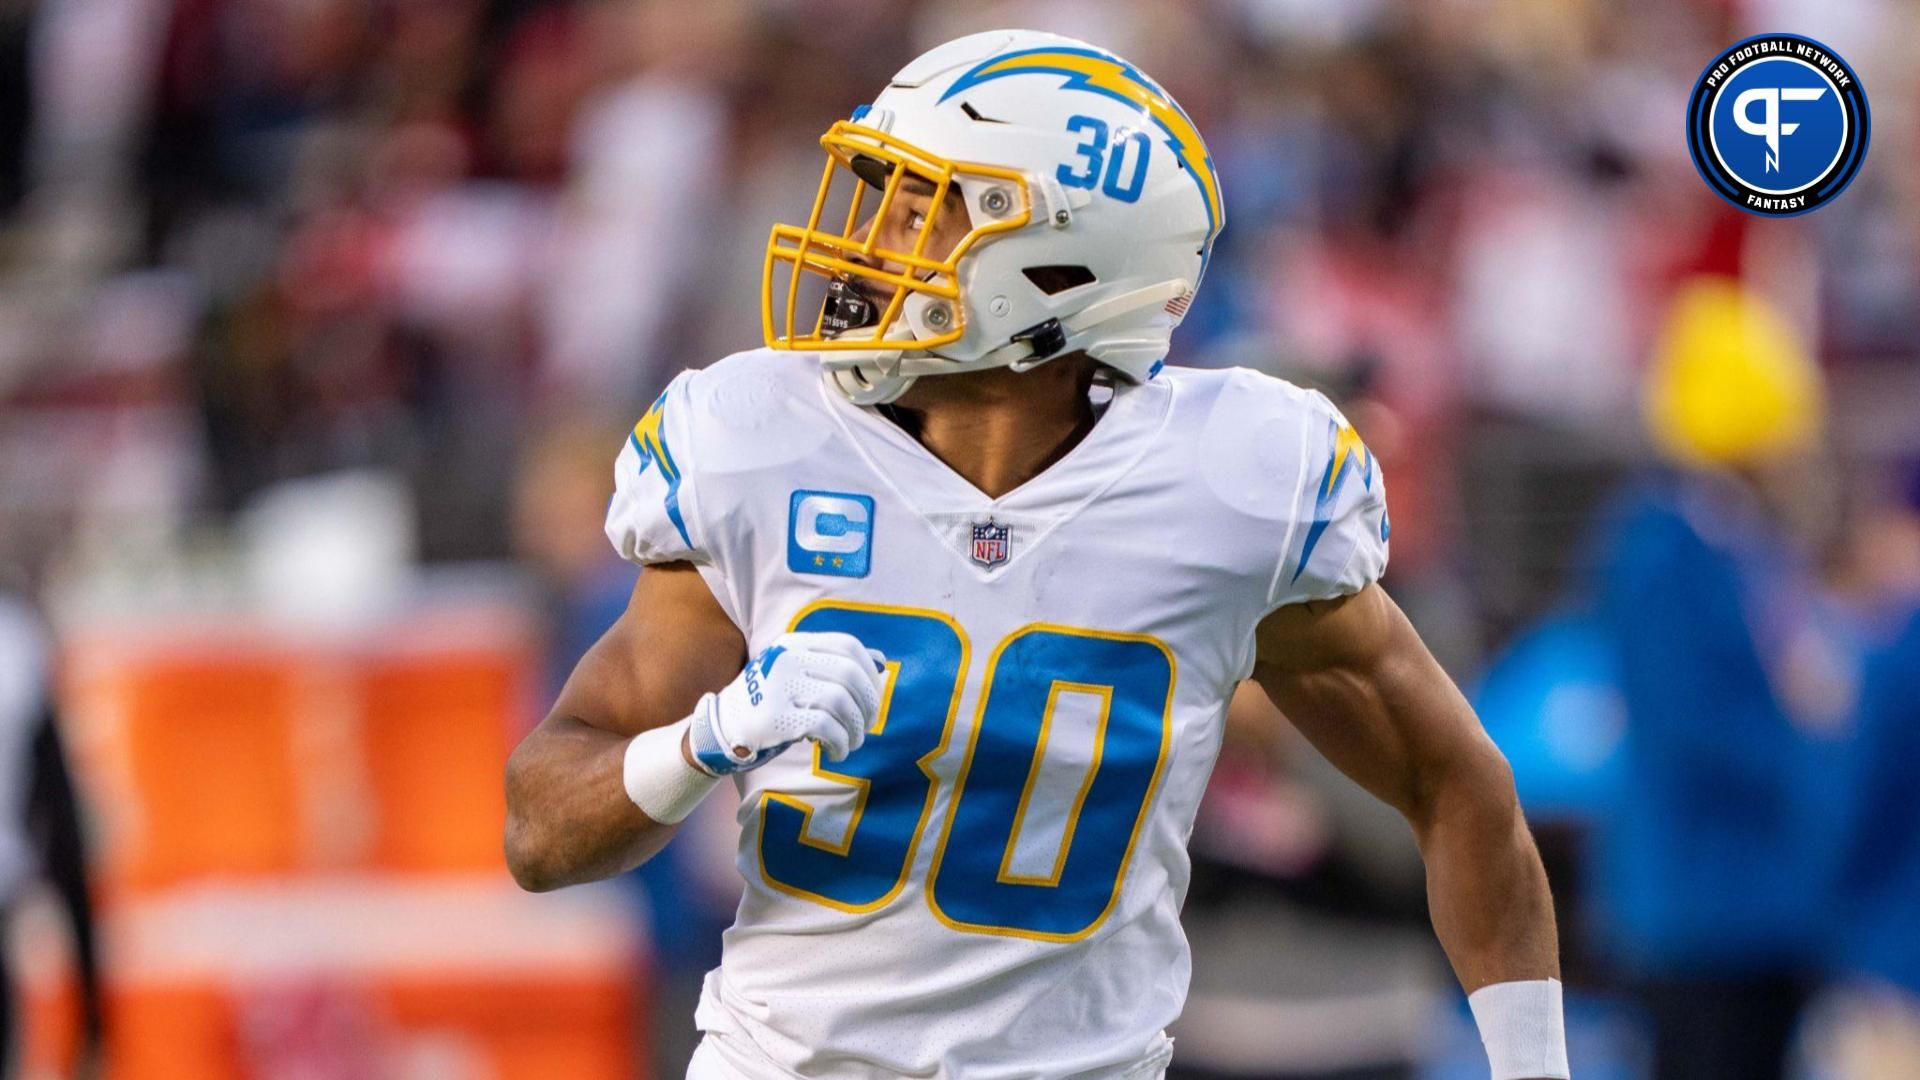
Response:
1687,34,1869,217
788,490,874,578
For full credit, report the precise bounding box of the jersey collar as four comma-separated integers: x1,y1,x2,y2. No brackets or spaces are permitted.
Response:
816,370,1174,575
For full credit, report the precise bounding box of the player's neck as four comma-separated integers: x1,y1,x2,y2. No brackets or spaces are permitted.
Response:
885,356,1101,500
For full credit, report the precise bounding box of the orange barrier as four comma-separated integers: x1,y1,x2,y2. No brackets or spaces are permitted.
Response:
360,649,521,875
20,603,646,1079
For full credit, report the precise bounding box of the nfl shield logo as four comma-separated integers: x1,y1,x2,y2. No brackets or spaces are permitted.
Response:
970,520,1011,569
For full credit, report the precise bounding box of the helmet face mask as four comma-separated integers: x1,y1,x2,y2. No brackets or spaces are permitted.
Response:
762,120,1033,358
762,30,1224,403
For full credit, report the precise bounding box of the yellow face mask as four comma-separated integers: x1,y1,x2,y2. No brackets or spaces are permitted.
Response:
762,121,1032,354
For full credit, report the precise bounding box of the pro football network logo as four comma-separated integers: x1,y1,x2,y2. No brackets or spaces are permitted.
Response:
969,520,1011,569
1686,34,1869,217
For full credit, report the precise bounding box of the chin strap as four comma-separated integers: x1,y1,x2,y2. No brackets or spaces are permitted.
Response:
821,278,1191,403
990,279,1191,372
830,361,915,405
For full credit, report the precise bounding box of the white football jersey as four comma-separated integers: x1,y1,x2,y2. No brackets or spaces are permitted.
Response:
605,349,1389,1079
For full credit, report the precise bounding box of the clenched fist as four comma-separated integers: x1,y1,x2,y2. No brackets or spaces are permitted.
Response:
685,631,888,776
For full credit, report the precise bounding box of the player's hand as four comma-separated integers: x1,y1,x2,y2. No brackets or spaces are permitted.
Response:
685,631,888,776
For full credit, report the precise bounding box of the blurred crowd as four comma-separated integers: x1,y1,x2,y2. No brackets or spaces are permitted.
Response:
2,0,1919,1077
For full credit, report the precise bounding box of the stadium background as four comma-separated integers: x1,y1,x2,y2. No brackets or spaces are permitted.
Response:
1,0,1918,1077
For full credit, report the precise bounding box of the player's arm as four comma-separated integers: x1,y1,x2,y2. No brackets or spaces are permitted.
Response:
505,561,889,893
1252,584,1566,1079
504,563,745,891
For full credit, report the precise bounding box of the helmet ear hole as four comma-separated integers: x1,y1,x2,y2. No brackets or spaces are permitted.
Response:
1021,265,1097,295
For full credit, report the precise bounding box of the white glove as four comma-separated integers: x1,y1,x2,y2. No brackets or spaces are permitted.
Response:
686,631,888,776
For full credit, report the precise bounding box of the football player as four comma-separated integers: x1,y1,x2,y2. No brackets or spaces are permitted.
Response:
506,29,1566,1080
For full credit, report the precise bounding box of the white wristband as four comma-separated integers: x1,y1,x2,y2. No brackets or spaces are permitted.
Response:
1468,978,1569,1079
622,718,721,824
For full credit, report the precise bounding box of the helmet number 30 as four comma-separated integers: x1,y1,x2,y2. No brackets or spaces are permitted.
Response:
1055,115,1153,204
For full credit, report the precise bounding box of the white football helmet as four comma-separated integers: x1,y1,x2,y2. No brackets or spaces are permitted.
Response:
761,29,1225,404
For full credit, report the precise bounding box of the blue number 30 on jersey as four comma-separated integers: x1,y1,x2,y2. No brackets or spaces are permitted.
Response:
755,601,1176,942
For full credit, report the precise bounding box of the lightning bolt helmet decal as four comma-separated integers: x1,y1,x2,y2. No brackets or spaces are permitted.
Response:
937,46,1224,250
